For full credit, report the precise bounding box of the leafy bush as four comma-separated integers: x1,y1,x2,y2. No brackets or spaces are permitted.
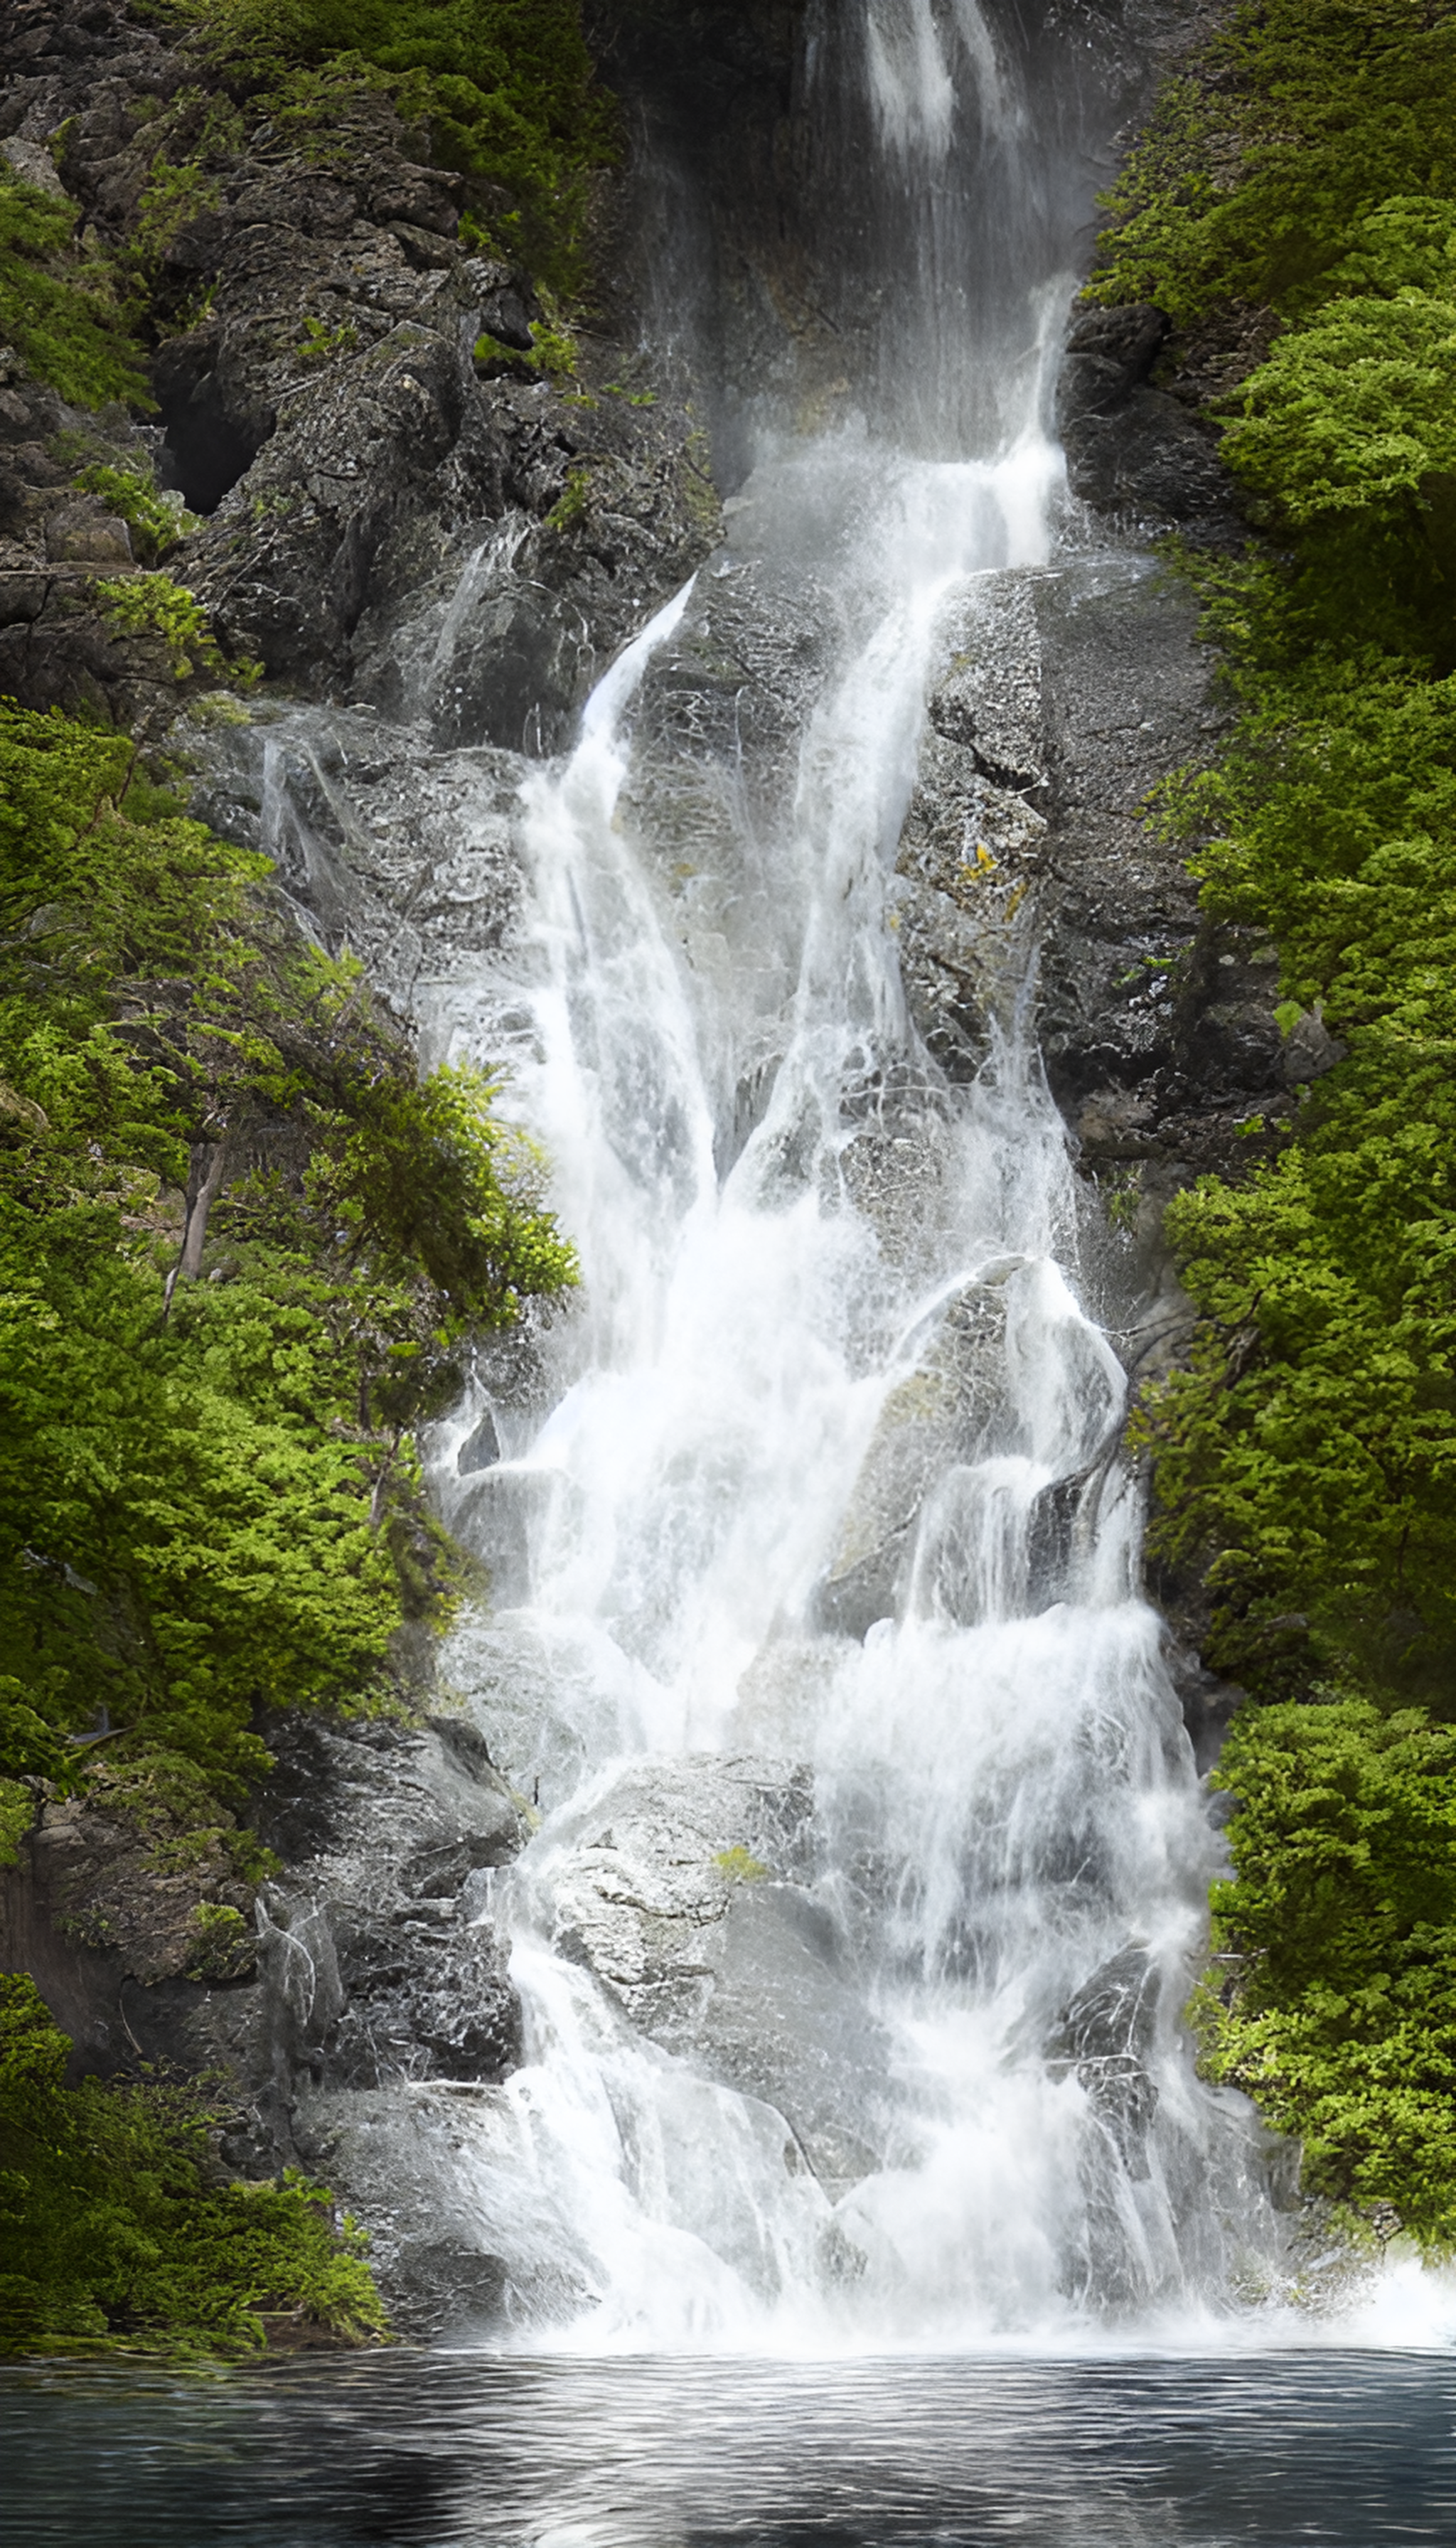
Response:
74,461,197,562
0,167,149,410
1103,2,1456,2237
94,571,249,680
0,703,575,1801
1197,1702,1456,2244
0,1973,386,2355
1088,1,1456,324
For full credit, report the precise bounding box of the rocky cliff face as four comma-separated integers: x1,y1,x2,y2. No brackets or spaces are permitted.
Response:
1,0,1278,2333
1,0,717,745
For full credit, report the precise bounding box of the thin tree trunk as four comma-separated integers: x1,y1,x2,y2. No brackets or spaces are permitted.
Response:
370,1427,404,1529
162,1139,227,1317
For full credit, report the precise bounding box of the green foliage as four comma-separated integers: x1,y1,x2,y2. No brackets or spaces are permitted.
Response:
0,168,149,411
0,702,575,1801
1088,2,1456,323
94,574,243,682
713,1846,769,1883
75,463,197,563
0,1780,35,1869
1197,1702,1456,2244
545,464,592,530
171,1,617,293
297,313,359,362
0,1973,387,2355
126,151,223,285
1107,1,1456,2237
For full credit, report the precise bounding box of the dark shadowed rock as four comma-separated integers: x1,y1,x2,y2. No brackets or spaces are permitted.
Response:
1047,1944,1162,2176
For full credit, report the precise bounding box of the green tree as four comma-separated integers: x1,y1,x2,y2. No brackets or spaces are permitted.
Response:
1199,1701,1456,2245
0,703,574,1799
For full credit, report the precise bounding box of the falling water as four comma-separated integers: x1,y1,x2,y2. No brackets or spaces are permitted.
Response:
363,0,1287,2345
224,0,1291,2345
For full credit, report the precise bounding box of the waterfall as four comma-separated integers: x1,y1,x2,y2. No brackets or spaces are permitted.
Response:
230,0,1285,2343
382,1,1280,2343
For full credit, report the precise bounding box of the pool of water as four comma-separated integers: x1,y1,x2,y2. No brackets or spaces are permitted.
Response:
5,2350,1453,2545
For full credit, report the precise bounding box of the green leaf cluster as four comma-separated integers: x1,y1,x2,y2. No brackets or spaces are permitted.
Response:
0,166,149,411
1197,1701,1456,2245
1088,2,1456,324
73,462,198,564
0,1971,386,2355
0,701,575,1804
1106,4,1456,2239
1136,643,1456,1709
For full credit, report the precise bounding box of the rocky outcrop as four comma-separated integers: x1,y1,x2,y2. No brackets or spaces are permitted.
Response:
895,560,1288,1257
0,353,191,732
0,1706,531,2206
1046,1943,1162,2178
520,1753,892,2190
814,1277,1015,1638
1056,301,1245,547
0,0,720,749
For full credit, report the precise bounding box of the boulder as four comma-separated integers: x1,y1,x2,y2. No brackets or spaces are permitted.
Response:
529,1755,892,2189
1046,1943,1162,2178
814,1277,1013,1637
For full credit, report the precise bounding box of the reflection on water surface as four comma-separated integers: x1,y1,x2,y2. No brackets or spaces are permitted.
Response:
5,2352,1454,2545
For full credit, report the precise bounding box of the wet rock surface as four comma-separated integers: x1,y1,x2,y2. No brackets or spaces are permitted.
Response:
0,0,1275,2333
528,1754,892,2190
0,1765,259,2084
891,550,1288,1350
0,0,719,745
1056,301,1245,547
251,1715,528,2116
815,1278,1015,1638
1046,1944,1162,2178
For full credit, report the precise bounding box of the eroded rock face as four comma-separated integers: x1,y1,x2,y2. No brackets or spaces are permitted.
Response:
0,0,720,746
1057,301,1243,547
252,1713,528,2122
524,1755,892,2189
815,1278,1015,1637
1046,1944,1162,2178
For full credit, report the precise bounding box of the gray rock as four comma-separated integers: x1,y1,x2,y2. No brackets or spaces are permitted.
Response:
1059,301,1243,547
928,579,1045,789
456,1409,501,1475
241,1710,530,2137
814,1278,1012,1638
530,1754,891,2189
1046,1943,1162,2177
1,134,68,198
452,1467,577,1612
1282,1003,1348,1086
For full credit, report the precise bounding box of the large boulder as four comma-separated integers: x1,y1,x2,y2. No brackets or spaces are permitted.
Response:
1045,1943,1162,2178
524,1754,894,2190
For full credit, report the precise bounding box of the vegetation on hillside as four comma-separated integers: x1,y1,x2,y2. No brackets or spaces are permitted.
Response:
0,165,151,411
159,0,616,293
0,1972,387,2357
1095,1,1456,2245
0,2,601,2360
0,701,575,1841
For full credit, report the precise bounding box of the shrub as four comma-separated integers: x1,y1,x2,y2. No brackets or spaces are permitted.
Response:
0,168,149,410
0,1973,387,2355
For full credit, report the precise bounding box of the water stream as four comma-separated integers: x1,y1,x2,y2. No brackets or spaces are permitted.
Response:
344,0,1285,2345
187,0,1356,2354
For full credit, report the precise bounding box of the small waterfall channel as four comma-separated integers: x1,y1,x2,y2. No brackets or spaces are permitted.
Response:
214,0,1290,2343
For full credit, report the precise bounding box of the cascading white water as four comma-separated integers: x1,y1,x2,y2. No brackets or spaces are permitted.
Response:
389,0,1285,2345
